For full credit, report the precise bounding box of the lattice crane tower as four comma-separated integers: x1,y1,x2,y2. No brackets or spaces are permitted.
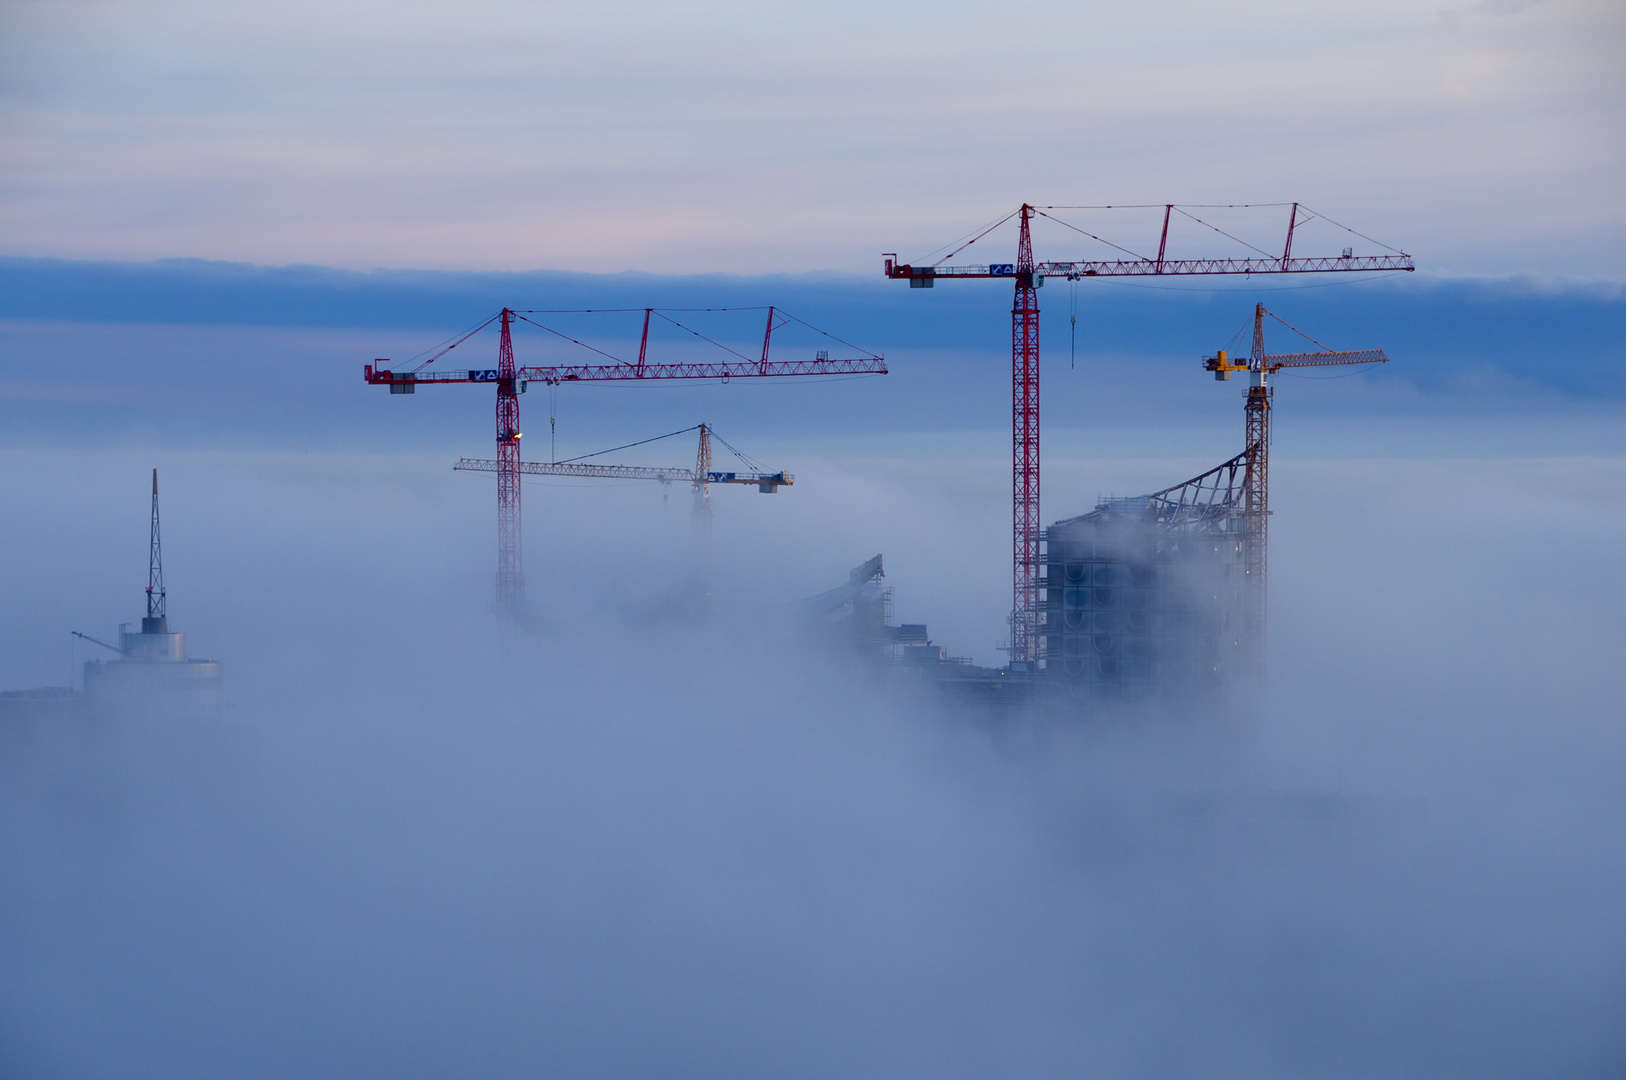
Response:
1205,303,1390,670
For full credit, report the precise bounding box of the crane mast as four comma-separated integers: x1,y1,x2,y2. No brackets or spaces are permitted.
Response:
694,422,714,537
1205,303,1390,673
1011,207,1041,661
1243,306,1271,665
495,311,522,612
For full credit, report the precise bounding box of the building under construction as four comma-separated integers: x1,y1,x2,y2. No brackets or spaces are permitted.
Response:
1037,448,1254,702
811,302,1391,710
809,447,1258,710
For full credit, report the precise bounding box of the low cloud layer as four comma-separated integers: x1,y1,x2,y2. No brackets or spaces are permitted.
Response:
1,442,1622,1077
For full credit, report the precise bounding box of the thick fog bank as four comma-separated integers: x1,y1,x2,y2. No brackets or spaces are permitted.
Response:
1,446,1623,1077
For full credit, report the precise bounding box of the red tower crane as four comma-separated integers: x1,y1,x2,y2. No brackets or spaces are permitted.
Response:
885,202,1412,664
367,307,884,615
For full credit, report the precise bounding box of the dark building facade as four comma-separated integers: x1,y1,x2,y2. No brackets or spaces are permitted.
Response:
1040,449,1254,703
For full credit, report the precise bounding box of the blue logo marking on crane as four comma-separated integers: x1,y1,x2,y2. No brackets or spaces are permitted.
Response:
990,264,1014,275
471,370,500,381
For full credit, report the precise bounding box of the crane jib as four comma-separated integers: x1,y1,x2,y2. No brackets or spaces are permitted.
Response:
890,255,1414,280
368,359,886,385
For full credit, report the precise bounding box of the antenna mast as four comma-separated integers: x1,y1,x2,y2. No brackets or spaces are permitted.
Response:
145,469,166,631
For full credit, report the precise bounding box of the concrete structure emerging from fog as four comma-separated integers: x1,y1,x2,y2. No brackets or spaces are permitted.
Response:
2,471,223,721
77,471,223,714
806,447,1257,712
1038,448,1252,703
78,622,223,714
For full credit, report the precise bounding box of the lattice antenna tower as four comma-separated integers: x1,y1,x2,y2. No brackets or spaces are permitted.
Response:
145,469,166,631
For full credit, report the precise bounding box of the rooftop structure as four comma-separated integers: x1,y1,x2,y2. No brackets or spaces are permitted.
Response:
77,471,223,714
801,449,1262,712
798,555,1041,706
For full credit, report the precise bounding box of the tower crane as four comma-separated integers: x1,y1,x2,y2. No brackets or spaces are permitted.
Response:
1204,302,1389,668
886,202,1412,665
367,308,881,615
452,423,792,534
